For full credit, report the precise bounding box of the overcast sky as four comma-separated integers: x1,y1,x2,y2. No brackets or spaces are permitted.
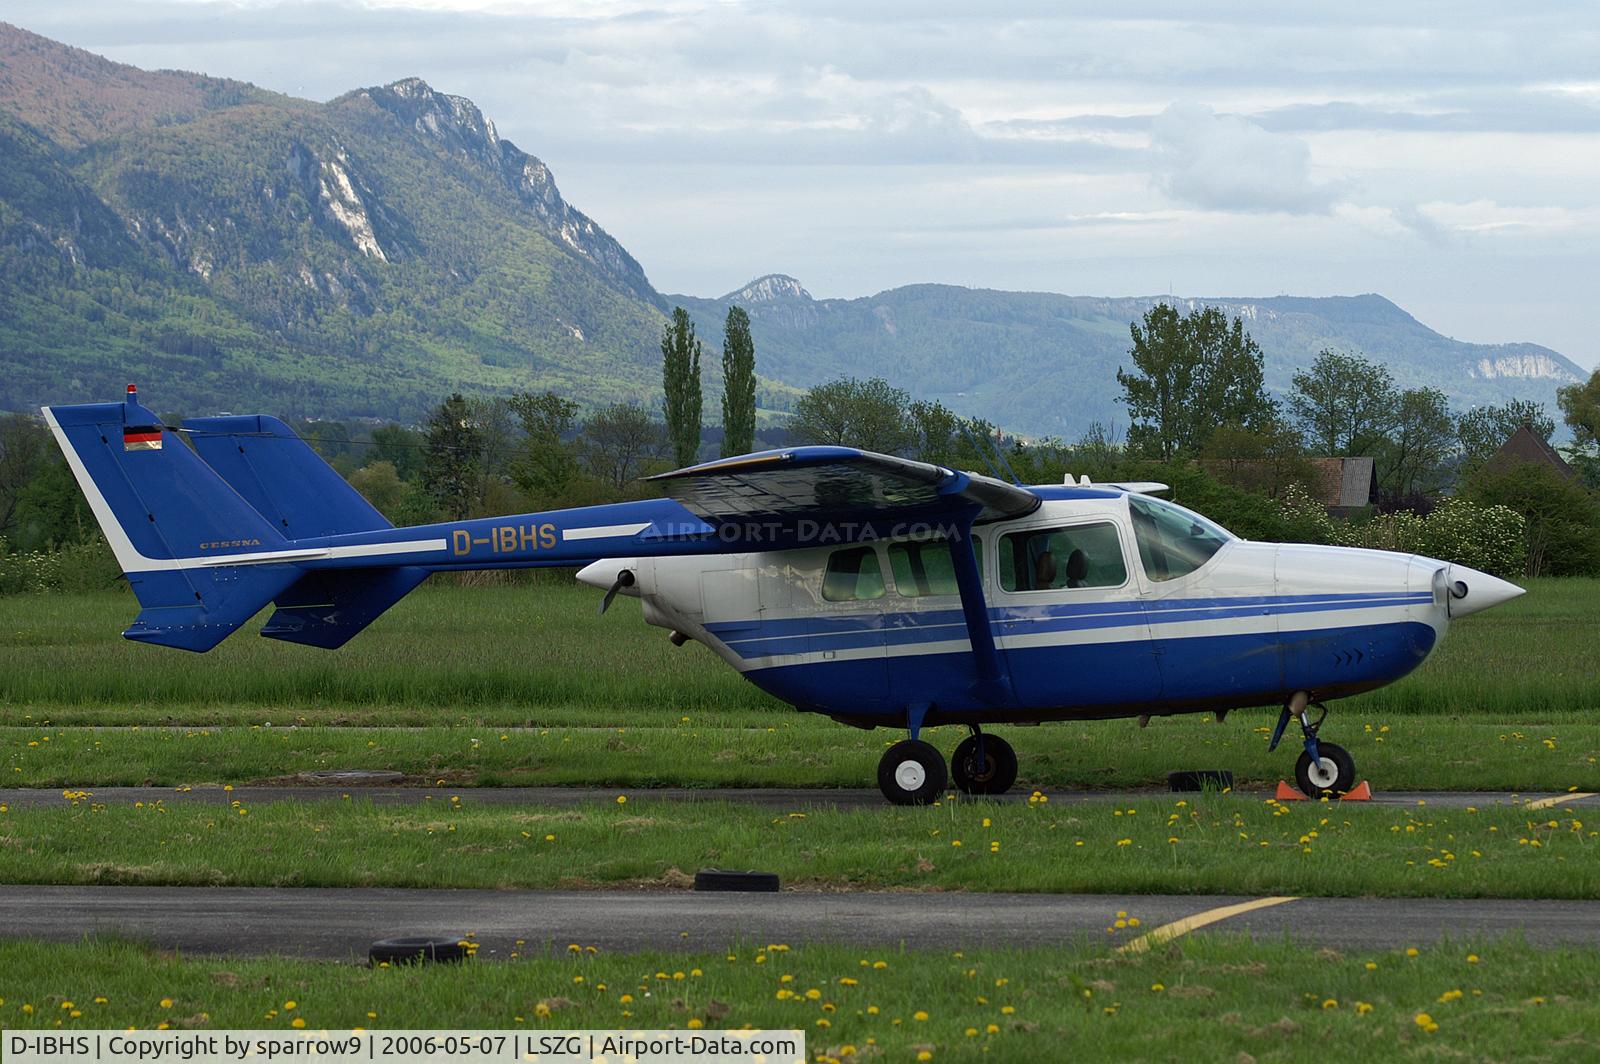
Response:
10,0,1599,368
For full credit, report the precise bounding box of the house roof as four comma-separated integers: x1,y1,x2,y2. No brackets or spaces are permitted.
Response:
1485,425,1576,480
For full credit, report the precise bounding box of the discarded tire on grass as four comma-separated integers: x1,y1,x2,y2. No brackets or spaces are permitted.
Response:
1167,770,1234,793
368,936,468,966
694,869,780,892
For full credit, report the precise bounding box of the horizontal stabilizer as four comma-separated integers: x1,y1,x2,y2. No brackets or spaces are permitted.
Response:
260,567,429,649
184,415,392,538
124,565,301,652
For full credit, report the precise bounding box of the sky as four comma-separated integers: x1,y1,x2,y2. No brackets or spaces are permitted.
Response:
10,0,1600,369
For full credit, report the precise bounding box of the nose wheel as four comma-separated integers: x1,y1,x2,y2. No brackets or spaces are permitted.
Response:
1271,694,1358,798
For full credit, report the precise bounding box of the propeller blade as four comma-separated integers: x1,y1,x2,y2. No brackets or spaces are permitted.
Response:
598,569,635,615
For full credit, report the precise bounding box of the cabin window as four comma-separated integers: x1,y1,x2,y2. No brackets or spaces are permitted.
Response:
822,546,886,602
887,535,982,597
1128,495,1231,582
998,523,1126,592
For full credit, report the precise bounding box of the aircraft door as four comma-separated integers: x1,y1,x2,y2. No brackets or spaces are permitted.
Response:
807,544,889,711
993,519,1162,709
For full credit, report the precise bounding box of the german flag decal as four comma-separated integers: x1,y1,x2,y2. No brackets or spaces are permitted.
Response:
123,425,163,451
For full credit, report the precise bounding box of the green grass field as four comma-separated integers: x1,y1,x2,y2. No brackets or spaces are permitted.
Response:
1,792,1592,897
2,578,1597,722
2,936,1596,1063
2,579,1595,794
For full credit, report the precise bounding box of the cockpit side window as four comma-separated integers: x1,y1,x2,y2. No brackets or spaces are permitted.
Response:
1128,495,1231,582
887,535,982,597
998,522,1127,592
822,545,886,602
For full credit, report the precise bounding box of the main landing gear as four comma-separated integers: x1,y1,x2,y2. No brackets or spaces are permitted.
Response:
1270,691,1357,799
877,727,1018,805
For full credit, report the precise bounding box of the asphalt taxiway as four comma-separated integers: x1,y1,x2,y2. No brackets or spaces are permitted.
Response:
0,886,1596,959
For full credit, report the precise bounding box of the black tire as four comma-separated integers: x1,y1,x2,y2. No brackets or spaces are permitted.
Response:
1167,770,1234,793
950,735,1019,796
369,936,468,966
1294,742,1357,799
877,739,948,805
694,869,780,892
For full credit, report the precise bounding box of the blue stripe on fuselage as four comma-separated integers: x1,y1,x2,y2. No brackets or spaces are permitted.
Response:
706,591,1433,661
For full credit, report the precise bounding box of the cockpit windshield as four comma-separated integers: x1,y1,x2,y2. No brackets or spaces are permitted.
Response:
1127,495,1234,582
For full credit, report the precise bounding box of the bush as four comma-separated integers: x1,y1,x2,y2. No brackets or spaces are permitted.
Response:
0,536,124,595
1461,464,1600,577
1275,485,1526,578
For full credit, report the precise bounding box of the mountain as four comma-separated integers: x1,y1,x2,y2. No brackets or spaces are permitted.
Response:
670,277,1588,438
0,22,1586,440
0,21,673,423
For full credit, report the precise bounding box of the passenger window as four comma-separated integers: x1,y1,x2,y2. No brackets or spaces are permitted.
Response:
999,523,1126,592
1128,495,1231,582
887,535,983,597
822,546,886,602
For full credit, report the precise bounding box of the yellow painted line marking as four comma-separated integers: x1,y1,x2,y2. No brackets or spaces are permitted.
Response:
1118,896,1299,954
1524,792,1596,810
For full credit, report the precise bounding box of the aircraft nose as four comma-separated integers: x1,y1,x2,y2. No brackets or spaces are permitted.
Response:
576,558,637,592
1446,565,1525,618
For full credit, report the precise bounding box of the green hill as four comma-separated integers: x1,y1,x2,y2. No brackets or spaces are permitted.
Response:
0,21,1585,438
670,278,1588,438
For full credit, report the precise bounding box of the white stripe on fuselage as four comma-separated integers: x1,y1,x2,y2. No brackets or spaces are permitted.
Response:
562,522,651,541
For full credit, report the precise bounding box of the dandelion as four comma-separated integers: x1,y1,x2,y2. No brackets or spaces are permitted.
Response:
1406,947,1419,957
913,1010,928,1021
916,1053,931,1062
1355,1002,1373,1015
616,795,627,804
291,1018,306,1029
687,1019,703,1030
1467,954,1479,964
1414,1012,1438,1033
1322,999,1337,1009
159,999,173,1009
1150,984,1164,993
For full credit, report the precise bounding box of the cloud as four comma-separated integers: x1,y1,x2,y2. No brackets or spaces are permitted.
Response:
1150,103,1341,214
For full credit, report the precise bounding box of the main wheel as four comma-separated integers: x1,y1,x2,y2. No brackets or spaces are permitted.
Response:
877,739,948,805
951,734,1018,796
1295,742,1357,798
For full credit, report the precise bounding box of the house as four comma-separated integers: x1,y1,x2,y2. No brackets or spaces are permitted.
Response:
1483,424,1576,480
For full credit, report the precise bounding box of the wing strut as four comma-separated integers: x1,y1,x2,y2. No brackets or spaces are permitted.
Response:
947,503,1009,705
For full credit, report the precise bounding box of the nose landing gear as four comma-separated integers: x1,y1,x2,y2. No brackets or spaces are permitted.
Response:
1270,691,1357,798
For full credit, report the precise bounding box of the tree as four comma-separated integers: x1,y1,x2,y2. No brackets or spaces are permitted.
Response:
907,399,961,465
468,396,517,510
508,390,579,506
1461,462,1600,576
1377,387,1456,502
577,403,669,491
1118,304,1274,461
1287,349,1397,456
1458,399,1557,471
1200,418,1313,498
662,307,703,468
0,413,47,541
370,423,423,481
348,461,407,519
720,306,757,457
789,377,915,454
420,393,482,520
1558,369,1600,486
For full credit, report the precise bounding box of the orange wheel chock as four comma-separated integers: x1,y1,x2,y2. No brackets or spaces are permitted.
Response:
1275,781,1308,801
1340,780,1373,801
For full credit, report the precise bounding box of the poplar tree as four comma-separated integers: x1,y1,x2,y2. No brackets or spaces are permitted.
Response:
720,306,757,457
661,307,703,468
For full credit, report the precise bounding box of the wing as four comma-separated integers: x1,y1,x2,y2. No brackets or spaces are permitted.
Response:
647,446,1040,529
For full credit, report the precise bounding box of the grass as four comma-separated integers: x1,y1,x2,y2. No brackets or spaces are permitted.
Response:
1,936,1597,1062
2,714,1594,792
0,792,1593,898
2,578,1597,724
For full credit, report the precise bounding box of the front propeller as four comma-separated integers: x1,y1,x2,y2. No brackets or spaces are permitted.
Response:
598,568,635,615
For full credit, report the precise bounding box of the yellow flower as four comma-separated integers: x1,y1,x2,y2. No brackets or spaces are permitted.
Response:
1466,954,1479,964
1322,999,1337,1009
1406,947,1419,957
913,1010,928,1021
1150,983,1164,992
291,1018,306,1029
1355,1002,1373,1015
159,998,173,1009
985,1023,999,1034
1364,962,1378,971
616,795,627,804
1414,1012,1438,1032
916,1053,932,1063
284,1001,297,1011
1000,1005,1015,1014
687,1019,703,1030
